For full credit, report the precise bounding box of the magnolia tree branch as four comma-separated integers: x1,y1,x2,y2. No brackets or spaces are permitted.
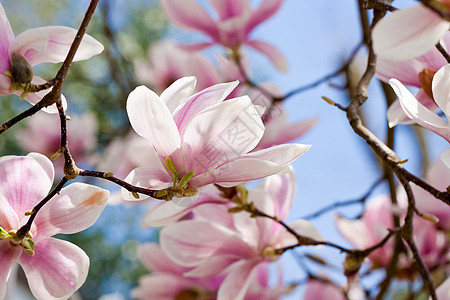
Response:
79,169,169,200
0,0,100,136
16,177,69,238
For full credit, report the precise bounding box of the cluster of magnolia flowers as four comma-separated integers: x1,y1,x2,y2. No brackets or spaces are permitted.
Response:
0,0,449,300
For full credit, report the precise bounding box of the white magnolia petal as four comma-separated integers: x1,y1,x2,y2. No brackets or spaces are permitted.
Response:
431,64,450,117
373,4,450,61
127,85,181,157
160,76,196,113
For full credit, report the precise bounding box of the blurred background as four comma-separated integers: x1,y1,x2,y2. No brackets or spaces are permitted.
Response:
1,0,447,299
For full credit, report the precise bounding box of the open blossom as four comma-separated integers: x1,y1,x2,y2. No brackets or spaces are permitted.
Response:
0,3,103,111
372,3,450,61
0,153,109,300
16,112,98,170
134,40,220,94
376,33,450,126
336,195,448,274
133,243,291,300
161,0,288,71
124,76,310,200
388,64,450,142
160,172,321,299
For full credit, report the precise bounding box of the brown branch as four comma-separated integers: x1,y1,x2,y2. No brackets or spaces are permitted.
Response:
399,177,437,300
79,169,169,200
16,177,68,238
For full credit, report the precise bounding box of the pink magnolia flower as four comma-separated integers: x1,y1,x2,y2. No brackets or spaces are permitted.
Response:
134,40,220,94
124,76,310,200
160,172,322,299
400,152,450,230
0,153,109,300
16,111,98,171
372,3,450,61
376,33,450,126
133,243,291,300
337,195,448,274
388,64,450,142
161,0,288,71
0,3,103,111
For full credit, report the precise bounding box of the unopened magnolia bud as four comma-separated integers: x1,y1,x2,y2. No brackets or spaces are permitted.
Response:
104,172,114,178
132,191,140,199
11,52,33,84
421,213,439,224
343,253,363,277
418,68,436,101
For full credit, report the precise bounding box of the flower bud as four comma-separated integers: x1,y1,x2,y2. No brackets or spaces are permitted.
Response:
10,52,33,84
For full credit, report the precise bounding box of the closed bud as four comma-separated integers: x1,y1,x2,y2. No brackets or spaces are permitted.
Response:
11,52,33,85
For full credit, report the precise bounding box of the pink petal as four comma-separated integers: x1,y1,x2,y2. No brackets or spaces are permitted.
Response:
210,0,249,20
387,89,438,127
0,4,14,74
138,243,188,274
33,183,109,241
126,85,181,157
245,0,284,34
172,80,239,136
0,193,19,231
132,273,193,300
0,155,53,219
184,254,242,278
27,152,55,184
304,280,345,300
431,64,450,117
246,40,288,72
142,195,226,227
190,158,289,188
10,26,103,66
183,96,264,174
177,42,215,51
0,241,22,300
0,74,12,95
245,143,311,165
389,78,450,141
436,277,450,300
19,238,89,300
217,260,259,300
160,76,197,113
265,171,296,221
336,215,372,249
160,220,252,267
372,4,450,61
161,0,219,41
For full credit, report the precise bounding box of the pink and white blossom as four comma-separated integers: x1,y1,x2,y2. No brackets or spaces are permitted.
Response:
124,77,310,200
0,3,103,111
16,111,98,172
160,172,321,299
134,40,220,94
337,195,447,273
0,153,109,300
388,64,450,142
161,0,288,71
376,33,450,126
372,3,450,61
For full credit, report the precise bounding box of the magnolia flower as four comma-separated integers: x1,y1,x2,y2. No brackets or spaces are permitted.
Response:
124,76,310,200
0,3,103,111
161,0,288,71
376,32,450,126
372,3,450,61
134,40,220,94
337,195,447,274
388,64,450,142
16,112,98,170
0,153,109,300
133,243,291,300
160,172,321,299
